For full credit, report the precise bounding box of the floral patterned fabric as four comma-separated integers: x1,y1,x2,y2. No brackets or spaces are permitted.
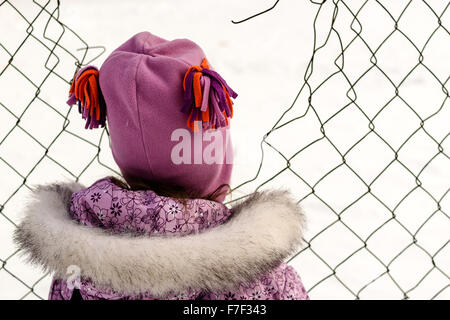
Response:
49,177,309,300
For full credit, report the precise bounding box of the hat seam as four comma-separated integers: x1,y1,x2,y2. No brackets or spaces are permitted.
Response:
140,34,199,68
134,53,155,178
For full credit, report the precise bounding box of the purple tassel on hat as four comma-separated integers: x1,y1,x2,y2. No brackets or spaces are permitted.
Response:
181,58,237,130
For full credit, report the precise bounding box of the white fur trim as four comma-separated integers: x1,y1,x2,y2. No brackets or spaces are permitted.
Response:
14,183,306,296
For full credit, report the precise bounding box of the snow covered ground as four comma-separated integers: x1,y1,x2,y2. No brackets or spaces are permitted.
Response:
0,0,449,299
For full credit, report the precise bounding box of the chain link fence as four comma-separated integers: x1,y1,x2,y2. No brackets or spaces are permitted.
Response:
0,0,449,299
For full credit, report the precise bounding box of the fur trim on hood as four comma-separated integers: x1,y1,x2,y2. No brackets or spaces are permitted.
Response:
14,182,306,297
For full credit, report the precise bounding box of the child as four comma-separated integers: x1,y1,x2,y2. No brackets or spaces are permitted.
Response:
14,32,309,300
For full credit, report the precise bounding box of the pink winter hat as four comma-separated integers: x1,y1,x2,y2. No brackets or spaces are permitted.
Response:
68,32,237,201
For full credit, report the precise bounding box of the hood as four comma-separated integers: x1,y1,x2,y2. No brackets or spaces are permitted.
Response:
14,182,306,297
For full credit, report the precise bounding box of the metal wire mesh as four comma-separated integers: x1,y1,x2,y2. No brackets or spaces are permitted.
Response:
0,0,114,300
0,0,449,300
230,0,449,299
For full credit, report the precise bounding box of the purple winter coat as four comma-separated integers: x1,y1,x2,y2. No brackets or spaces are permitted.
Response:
14,178,309,300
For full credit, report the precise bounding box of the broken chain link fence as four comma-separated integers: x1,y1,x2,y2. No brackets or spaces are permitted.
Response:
0,0,449,299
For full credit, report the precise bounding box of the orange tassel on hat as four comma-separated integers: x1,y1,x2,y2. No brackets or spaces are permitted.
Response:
181,58,237,131
67,66,106,129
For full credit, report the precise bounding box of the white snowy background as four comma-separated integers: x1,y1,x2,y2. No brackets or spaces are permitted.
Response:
0,0,449,299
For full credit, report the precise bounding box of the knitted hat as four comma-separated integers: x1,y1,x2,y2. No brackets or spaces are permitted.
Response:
67,32,237,202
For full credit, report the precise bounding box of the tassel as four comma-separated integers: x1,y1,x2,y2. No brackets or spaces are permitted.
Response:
67,66,106,129
181,58,237,131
